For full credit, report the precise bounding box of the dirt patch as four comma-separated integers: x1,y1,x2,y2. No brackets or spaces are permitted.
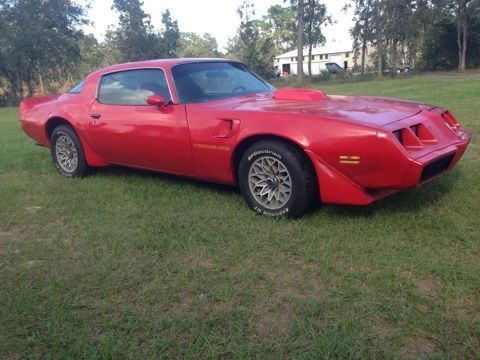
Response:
255,287,295,339
163,290,194,319
0,227,25,253
174,251,216,270
414,276,441,298
0,231,8,253
25,206,42,214
402,337,438,359
161,290,234,321
252,256,327,340
0,222,60,251
374,319,393,341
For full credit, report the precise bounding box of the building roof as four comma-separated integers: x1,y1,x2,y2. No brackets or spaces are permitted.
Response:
276,39,353,59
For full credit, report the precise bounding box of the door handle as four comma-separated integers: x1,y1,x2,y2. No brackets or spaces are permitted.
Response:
90,112,101,119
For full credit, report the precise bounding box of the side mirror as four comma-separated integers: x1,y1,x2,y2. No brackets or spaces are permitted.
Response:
147,95,168,111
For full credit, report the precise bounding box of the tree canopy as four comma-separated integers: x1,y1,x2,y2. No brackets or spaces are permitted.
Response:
0,0,86,103
1,0,480,106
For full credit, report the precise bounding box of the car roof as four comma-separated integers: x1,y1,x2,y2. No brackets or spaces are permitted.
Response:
91,58,241,77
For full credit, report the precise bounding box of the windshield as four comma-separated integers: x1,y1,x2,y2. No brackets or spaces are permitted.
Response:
171,62,274,103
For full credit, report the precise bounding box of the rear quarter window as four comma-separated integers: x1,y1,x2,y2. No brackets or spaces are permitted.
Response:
68,81,84,94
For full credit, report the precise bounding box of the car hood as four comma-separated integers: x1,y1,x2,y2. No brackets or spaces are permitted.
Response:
222,89,435,128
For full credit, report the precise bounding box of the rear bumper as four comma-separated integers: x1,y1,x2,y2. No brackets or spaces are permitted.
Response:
20,118,50,147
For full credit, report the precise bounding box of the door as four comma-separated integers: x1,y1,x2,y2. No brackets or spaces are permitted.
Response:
86,68,193,175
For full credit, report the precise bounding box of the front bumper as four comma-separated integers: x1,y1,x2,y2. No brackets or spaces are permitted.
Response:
307,130,471,206
401,136,470,188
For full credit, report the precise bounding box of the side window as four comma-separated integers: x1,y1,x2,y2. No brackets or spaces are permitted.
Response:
98,69,171,105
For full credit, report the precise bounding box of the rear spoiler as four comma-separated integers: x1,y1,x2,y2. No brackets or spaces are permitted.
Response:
19,95,58,120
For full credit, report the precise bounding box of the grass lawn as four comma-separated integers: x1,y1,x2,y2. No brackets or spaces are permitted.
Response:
1,73,479,359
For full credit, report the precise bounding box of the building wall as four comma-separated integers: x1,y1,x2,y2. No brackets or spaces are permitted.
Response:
275,47,375,76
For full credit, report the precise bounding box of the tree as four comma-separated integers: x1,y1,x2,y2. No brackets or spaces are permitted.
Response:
158,9,180,58
296,0,305,82
421,14,459,70
0,0,87,103
262,5,296,53
421,8,480,70
179,32,221,58
112,0,153,62
452,0,480,70
349,0,386,77
373,0,386,77
112,1,180,61
70,33,121,84
304,0,330,76
227,0,276,78
349,0,374,74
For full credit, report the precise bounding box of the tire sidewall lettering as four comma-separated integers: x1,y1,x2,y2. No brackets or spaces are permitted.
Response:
253,206,290,217
247,149,282,162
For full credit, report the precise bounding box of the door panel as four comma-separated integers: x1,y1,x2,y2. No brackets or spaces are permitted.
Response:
86,102,193,175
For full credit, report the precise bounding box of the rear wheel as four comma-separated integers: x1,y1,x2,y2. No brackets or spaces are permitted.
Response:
50,125,88,177
238,140,315,218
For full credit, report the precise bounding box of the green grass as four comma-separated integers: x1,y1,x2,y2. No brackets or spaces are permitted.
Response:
1,73,479,359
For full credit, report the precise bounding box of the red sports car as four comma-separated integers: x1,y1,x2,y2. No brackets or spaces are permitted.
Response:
19,59,471,217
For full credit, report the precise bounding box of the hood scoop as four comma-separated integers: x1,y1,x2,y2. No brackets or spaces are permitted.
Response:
273,87,328,101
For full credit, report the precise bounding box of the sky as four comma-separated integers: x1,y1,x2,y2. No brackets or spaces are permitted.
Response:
77,0,355,52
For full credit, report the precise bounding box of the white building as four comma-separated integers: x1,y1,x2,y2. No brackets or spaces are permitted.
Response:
274,40,371,76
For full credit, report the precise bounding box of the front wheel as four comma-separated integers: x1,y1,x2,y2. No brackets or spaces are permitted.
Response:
50,125,88,177
238,140,316,218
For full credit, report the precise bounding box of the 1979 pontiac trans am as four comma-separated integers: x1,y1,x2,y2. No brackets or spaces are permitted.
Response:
19,59,471,217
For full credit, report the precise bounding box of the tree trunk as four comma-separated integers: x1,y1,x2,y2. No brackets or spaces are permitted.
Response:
457,22,463,70
308,43,313,76
377,48,383,78
377,33,383,78
38,67,45,95
2,70,23,104
27,81,35,97
361,40,367,75
461,23,467,70
375,0,383,78
297,0,304,82
457,7,468,71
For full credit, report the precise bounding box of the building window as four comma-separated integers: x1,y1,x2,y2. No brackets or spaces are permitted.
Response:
325,54,329,60
295,57,298,61
345,52,350,58
319,54,323,60
291,57,294,62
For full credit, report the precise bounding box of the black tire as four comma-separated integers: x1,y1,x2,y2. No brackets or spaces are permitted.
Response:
238,140,316,218
50,125,88,177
